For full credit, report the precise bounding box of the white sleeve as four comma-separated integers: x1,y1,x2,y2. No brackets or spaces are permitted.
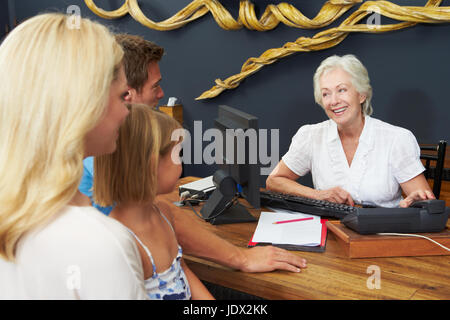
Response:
18,208,148,300
282,125,313,176
390,129,425,184
66,227,148,300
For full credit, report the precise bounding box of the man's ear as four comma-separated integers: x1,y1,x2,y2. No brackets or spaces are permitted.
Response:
125,87,136,102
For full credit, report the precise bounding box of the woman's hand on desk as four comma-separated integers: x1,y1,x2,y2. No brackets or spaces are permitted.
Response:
316,187,355,206
238,246,307,273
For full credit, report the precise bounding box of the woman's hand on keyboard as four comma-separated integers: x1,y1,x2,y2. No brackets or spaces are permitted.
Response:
316,187,355,206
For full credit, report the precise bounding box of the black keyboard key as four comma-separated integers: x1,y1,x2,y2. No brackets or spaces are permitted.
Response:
260,190,355,219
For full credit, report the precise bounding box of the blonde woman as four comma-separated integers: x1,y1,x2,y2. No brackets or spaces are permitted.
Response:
0,13,147,299
94,105,214,300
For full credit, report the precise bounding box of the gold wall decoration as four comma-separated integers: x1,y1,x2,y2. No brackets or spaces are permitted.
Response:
197,0,450,99
84,0,362,31
85,0,450,100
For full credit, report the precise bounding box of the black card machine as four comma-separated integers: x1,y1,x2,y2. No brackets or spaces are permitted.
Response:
342,200,450,235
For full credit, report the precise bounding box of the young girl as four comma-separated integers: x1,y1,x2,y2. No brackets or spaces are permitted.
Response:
94,104,214,300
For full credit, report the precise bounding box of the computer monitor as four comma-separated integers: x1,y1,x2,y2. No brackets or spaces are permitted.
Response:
200,105,260,225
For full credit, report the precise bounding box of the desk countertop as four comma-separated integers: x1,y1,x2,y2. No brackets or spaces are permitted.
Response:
160,177,450,300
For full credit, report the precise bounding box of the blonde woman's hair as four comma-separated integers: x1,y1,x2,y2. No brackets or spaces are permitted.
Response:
0,13,124,261
94,104,182,207
313,54,373,116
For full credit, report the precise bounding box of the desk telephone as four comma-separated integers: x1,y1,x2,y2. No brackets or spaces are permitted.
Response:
342,199,449,234
259,190,449,235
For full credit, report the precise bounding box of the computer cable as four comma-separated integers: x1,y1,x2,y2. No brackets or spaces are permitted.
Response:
186,194,240,222
377,233,450,252
233,192,258,210
174,186,212,207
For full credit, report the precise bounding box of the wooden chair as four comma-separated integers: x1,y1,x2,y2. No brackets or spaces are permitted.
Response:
420,140,447,199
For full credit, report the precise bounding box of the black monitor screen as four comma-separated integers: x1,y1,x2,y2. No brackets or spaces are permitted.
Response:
200,105,260,224
215,105,260,209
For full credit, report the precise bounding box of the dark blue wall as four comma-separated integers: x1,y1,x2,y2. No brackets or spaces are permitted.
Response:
10,0,450,184
0,1,10,41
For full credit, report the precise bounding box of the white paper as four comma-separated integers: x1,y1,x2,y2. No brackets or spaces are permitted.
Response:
179,176,215,192
252,212,322,246
167,97,177,106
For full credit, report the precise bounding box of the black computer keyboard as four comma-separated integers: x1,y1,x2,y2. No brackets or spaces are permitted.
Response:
259,190,355,219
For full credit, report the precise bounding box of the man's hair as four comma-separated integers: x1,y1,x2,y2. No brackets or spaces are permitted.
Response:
115,34,164,93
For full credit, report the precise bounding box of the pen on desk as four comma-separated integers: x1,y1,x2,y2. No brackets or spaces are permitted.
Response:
272,217,314,225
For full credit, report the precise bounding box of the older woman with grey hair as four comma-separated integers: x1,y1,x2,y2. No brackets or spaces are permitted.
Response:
267,54,433,208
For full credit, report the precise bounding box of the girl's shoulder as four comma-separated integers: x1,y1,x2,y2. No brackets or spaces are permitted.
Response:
154,200,176,226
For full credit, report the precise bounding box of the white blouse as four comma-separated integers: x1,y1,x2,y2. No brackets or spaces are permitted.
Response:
282,116,425,207
0,205,148,299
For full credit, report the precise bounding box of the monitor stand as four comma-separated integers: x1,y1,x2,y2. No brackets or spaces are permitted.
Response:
209,202,257,225
200,170,257,225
